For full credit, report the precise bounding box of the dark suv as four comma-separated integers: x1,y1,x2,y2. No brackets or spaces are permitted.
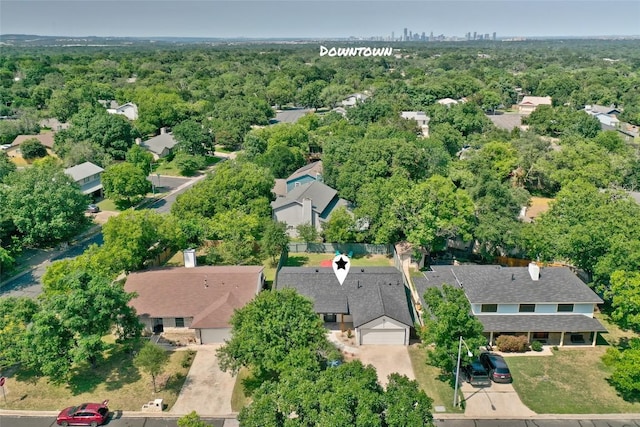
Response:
480,352,512,383
461,359,491,387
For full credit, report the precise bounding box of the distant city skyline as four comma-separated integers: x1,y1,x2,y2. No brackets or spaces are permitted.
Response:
1,1,639,40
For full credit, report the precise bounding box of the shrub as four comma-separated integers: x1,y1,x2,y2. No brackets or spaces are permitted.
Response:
531,340,543,352
495,335,529,352
181,349,197,368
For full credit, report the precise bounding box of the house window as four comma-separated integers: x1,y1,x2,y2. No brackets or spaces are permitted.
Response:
558,304,574,312
324,314,337,323
519,304,535,313
175,317,185,327
481,304,498,313
532,332,549,339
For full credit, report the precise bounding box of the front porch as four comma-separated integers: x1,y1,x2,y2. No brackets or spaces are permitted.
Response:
484,331,598,347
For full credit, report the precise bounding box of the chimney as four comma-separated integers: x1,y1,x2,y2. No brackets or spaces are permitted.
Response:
302,198,313,225
184,248,197,268
528,262,540,281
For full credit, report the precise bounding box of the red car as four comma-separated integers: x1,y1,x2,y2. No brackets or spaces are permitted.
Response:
56,400,109,426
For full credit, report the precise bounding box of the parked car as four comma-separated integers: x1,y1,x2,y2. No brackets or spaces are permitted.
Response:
480,352,512,383
56,400,109,426
461,359,492,387
86,204,100,214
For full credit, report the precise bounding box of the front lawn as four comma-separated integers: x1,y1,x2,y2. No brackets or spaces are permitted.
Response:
509,347,640,413
407,344,462,413
0,340,193,412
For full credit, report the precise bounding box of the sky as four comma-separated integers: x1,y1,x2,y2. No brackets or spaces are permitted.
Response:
1,0,639,39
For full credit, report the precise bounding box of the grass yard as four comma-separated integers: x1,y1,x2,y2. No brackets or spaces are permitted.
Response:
285,252,394,268
0,341,194,412
407,344,462,413
230,367,252,412
509,347,640,413
97,198,118,212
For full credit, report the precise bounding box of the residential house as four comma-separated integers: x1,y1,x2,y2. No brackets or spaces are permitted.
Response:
583,105,622,116
414,263,606,347
124,265,265,344
107,102,139,120
271,180,350,235
140,128,179,159
6,133,56,160
517,96,552,115
39,118,70,132
436,98,459,107
276,266,415,345
273,161,324,198
341,93,368,108
400,111,430,137
64,161,105,197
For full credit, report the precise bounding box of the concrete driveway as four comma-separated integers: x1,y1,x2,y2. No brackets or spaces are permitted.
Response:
170,345,236,416
354,345,415,387
461,381,535,417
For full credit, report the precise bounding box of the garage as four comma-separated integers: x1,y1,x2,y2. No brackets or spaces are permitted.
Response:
198,328,231,344
357,316,410,345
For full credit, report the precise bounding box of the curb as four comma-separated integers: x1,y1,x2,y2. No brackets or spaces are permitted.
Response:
0,408,239,419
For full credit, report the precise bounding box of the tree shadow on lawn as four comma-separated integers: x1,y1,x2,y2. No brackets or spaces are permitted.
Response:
67,343,142,395
285,256,309,267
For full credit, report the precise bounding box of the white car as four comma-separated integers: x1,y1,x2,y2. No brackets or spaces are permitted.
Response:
0,144,11,150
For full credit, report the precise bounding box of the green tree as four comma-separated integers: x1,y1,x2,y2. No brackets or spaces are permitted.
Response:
602,339,640,400
20,137,48,160
134,341,169,393
173,119,214,156
102,162,151,208
206,210,262,265
260,220,289,267
178,411,211,427
217,289,330,381
4,161,89,247
0,151,16,182
172,152,205,176
322,206,356,243
26,271,141,380
0,297,39,367
609,270,640,333
420,284,486,373
296,222,319,244
298,80,327,111
126,144,154,176
384,373,435,427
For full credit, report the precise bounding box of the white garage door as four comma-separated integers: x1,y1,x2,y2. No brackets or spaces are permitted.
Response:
360,328,406,345
199,328,231,344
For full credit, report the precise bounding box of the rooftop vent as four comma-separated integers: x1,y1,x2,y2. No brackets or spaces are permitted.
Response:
528,262,540,281
183,249,196,268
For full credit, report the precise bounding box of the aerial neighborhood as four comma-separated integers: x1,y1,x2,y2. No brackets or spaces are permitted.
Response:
1,34,640,427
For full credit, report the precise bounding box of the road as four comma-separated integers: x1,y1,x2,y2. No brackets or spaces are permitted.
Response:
0,414,227,427
1,415,639,427
0,173,208,298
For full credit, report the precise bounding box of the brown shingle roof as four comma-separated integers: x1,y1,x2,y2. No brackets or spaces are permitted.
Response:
124,266,264,329
12,133,55,148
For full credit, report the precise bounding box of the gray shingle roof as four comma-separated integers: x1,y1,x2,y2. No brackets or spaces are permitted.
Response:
414,265,603,305
275,266,414,328
64,161,104,182
286,161,323,183
478,314,607,333
271,181,338,214
141,132,179,155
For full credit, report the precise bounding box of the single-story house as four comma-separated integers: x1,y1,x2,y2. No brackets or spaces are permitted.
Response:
107,102,139,121
517,96,552,115
436,98,459,107
276,266,415,345
414,263,607,346
400,111,430,137
271,180,350,236
584,105,622,116
140,128,179,159
124,265,265,344
6,133,55,160
64,161,105,197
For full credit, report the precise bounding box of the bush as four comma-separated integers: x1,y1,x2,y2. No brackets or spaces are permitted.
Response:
495,335,529,352
181,349,197,368
530,340,543,352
